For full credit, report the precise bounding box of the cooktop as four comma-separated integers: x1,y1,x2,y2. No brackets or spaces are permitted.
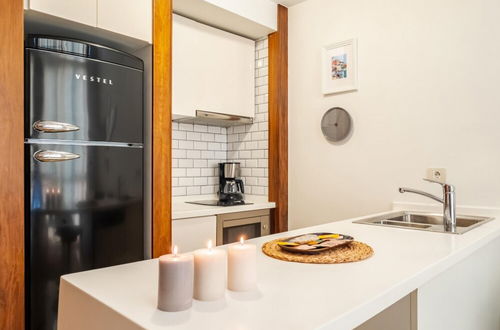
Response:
186,200,253,207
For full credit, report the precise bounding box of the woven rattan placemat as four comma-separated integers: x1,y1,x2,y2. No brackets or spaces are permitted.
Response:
262,238,373,264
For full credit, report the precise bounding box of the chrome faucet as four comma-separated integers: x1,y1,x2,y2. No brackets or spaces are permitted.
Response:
399,178,456,232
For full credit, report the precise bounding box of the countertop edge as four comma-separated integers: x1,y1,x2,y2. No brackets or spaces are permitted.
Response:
172,202,276,220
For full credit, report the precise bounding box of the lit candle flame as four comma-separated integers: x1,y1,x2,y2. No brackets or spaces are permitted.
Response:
240,236,245,245
207,240,213,251
173,245,178,256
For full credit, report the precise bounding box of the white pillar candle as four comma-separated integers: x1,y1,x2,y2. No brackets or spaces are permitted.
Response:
228,237,257,291
157,246,194,312
193,240,227,301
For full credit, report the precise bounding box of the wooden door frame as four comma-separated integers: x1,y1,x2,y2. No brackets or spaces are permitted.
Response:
268,5,288,233
152,0,172,257
0,0,25,328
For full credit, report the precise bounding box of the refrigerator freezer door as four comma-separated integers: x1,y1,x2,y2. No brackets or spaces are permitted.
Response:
26,143,144,330
26,48,143,143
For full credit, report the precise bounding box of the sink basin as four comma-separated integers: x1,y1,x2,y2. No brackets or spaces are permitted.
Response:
353,211,493,234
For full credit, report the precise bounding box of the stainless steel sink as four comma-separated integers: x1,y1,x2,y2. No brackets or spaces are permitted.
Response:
353,211,493,234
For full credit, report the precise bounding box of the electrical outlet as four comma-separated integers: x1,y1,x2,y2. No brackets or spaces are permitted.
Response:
426,168,446,183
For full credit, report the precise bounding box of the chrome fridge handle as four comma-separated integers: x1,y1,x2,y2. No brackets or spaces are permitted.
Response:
33,150,80,162
33,120,79,133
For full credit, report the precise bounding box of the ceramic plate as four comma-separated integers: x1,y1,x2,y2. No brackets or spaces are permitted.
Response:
277,232,354,254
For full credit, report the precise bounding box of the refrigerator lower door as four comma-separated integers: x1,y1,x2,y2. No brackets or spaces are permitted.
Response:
26,143,144,330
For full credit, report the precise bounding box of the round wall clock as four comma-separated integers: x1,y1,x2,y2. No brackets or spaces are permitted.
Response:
320,107,353,143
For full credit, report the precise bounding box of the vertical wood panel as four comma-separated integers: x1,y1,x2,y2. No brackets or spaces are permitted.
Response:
152,0,172,257
268,5,288,233
0,0,24,328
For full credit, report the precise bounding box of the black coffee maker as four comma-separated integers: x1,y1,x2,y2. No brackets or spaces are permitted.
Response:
218,162,245,205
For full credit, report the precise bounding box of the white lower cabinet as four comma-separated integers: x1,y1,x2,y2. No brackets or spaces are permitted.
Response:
172,216,217,252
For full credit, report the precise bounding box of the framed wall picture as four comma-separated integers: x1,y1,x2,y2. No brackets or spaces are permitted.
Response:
322,38,358,95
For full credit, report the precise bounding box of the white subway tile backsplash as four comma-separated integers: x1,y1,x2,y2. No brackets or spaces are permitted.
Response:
241,168,252,176
252,168,265,177
194,141,208,150
215,134,226,143
179,177,194,186
208,142,221,150
201,185,216,194
172,187,186,196
178,159,193,168
172,38,269,196
258,177,268,186
207,126,221,134
201,133,215,142
258,159,268,168
207,177,218,185
173,130,186,140
186,186,200,195
186,168,201,177
256,38,267,50
251,131,265,141
239,150,251,159
194,177,208,186
194,124,208,132
187,131,201,140
172,168,186,177
179,140,193,149
201,168,214,176
194,159,208,167
246,159,258,168
252,186,265,195
172,149,186,158
179,123,194,131
255,94,266,104
246,177,258,185
245,141,258,150
252,150,264,158
233,125,246,134
186,150,201,159
214,151,226,159
201,150,215,159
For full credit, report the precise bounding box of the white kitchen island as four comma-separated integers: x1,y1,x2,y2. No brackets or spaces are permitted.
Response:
58,207,500,330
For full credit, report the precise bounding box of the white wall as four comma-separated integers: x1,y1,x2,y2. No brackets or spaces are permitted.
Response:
288,0,500,229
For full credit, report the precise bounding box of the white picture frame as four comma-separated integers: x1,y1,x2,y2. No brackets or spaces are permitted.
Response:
322,38,358,95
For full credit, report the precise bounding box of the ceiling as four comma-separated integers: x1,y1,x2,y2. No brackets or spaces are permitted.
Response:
271,0,309,7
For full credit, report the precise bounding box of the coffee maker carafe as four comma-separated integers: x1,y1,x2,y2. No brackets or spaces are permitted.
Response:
218,162,245,205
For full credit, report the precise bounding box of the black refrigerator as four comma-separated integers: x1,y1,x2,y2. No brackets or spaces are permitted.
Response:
25,36,145,330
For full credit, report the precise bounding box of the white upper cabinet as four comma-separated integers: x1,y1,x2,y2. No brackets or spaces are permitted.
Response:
25,0,152,43
173,0,277,40
173,14,255,119
97,0,152,43
28,0,97,26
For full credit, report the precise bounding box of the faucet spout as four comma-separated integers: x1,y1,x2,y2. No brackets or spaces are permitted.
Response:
398,179,456,232
399,187,443,204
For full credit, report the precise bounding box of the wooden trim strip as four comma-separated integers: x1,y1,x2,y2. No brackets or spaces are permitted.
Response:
268,5,288,233
0,0,25,328
152,0,173,257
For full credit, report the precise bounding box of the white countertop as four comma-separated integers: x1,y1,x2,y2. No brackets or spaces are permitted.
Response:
60,206,500,330
172,195,275,220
